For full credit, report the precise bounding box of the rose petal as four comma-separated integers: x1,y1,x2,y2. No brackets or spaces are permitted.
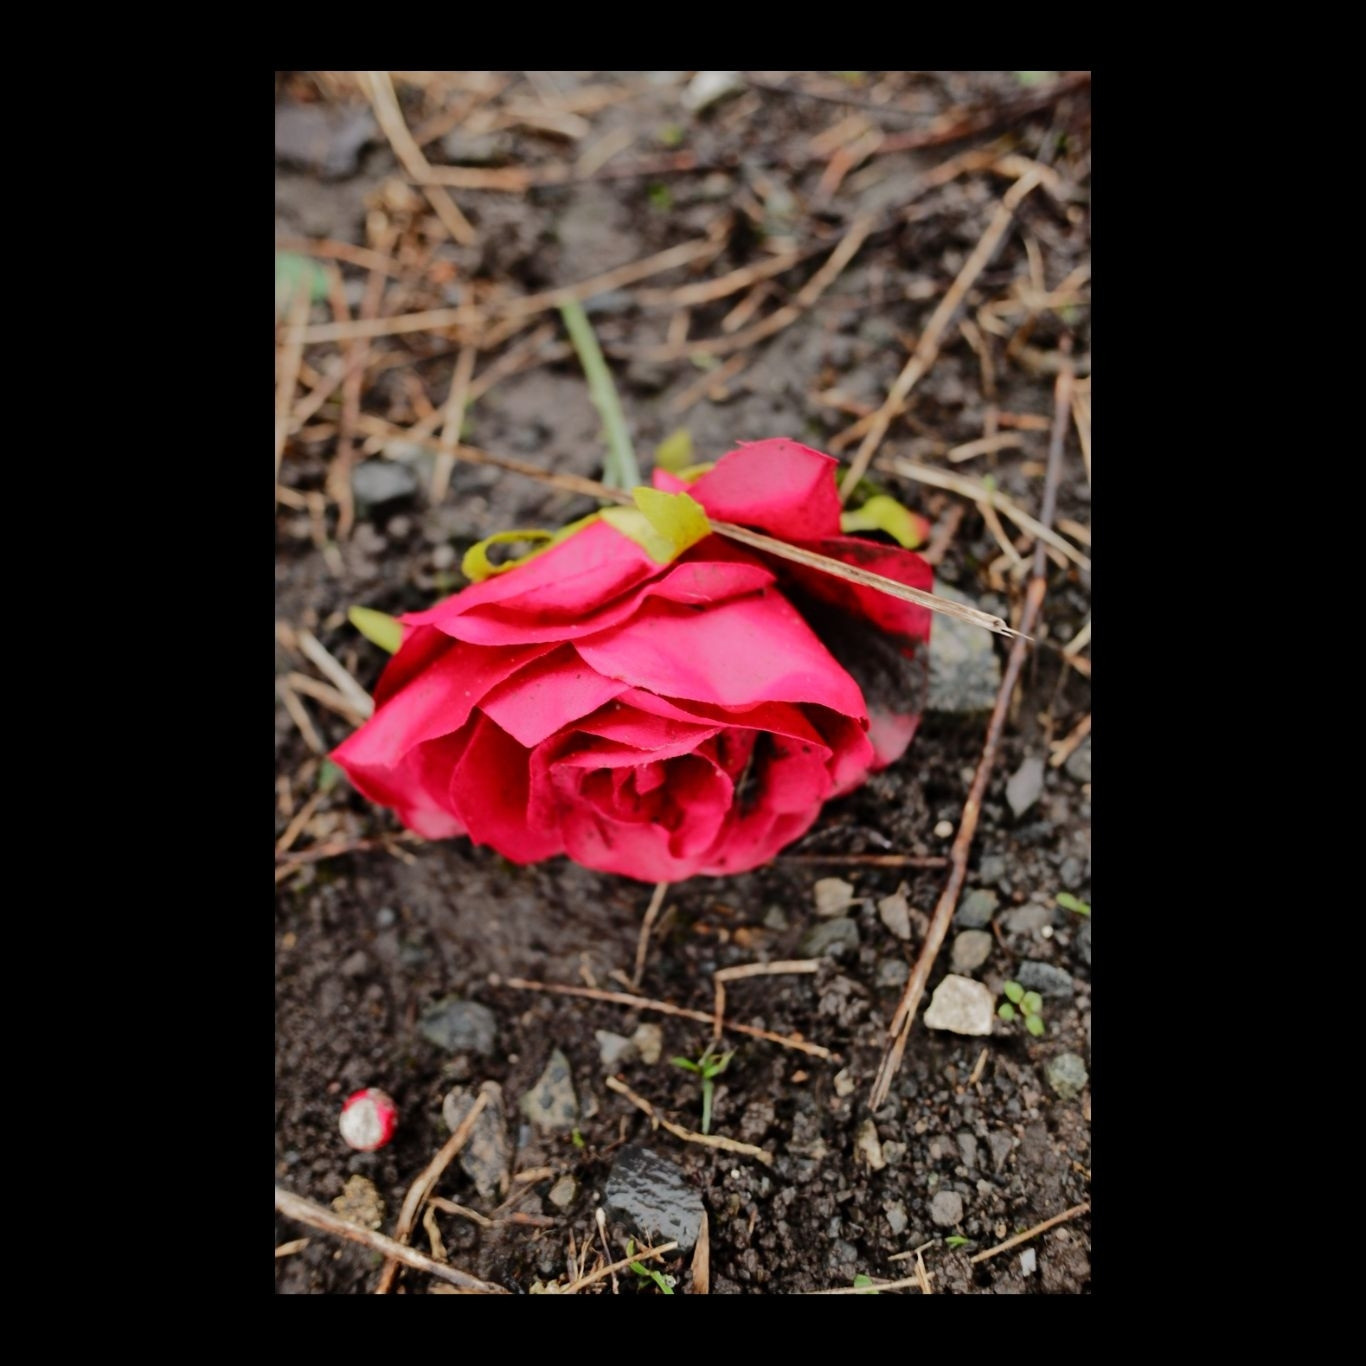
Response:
575,591,867,717
341,731,469,841
447,714,564,863
476,646,631,748
781,535,934,647
685,439,843,540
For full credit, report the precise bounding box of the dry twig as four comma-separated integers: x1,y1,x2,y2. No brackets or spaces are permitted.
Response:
969,1202,1091,1264
605,1075,774,1165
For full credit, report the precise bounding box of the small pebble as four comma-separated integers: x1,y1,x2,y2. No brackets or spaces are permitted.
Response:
855,1118,886,1171
1006,756,1046,817
1045,1052,1088,1100
799,916,859,959
929,1190,964,1227
833,1068,857,1098
923,975,995,1036
813,877,855,917
884,1201,909,1236
955,889,999,929
1016,961,1074,999
595,1030,635,1069
1020,1248,1037,1275
631,1023,663,1065
878,892,912,941
548,1174,578,1210
934,819,955,839
951,930,993,974
520,1050,579,1131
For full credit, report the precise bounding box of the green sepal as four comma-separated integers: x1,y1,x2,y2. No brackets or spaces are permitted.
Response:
348,606,403,654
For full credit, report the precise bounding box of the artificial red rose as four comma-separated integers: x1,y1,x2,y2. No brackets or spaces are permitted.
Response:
332,439,933,882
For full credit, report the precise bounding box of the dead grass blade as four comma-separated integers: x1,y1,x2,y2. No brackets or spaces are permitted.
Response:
605,1075,774,1165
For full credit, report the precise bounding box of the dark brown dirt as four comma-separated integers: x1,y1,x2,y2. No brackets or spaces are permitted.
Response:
275,70,1091,1294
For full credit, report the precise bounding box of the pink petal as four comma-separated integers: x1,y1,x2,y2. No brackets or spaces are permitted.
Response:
341,731,469,841
685,439,843,540
476,646,630,748
783,535,934,647
575,591,867,718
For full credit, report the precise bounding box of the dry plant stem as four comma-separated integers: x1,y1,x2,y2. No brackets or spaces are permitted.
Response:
838,169,1044,501
277,681,323,754
293,238,721,345
374,1089,490,1293
495,976,834,1060
806,1273,932,1294
275,236,405,278
433,344,477,503
639,250,804,308
779,853,948,868
691,1211,711,1294
713,960,820,1042
274,1187,505,1293
275,832,417,873
969,1201,1091,1264
560,1241,678,1294
605,1075,774,1165
286,671,367,726
363,71,475,246
296,629,374,718
631,881,670,990
885,459,1090,571
273,284,311,500
275,1237,310,1258
1049,712,1091,769
869,355,1075,1111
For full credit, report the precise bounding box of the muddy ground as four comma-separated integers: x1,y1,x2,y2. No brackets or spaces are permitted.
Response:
274,70,1091,1294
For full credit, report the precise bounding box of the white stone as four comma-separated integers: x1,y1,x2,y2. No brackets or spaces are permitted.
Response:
922,974,996,1036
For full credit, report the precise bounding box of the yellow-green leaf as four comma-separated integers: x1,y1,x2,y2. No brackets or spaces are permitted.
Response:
348,606,403,654
602,486,711,564
840,494,927,549
673,462,715,483
655,428,694,473
461,529,557,583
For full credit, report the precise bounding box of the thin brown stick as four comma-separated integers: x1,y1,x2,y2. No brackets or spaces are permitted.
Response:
363,71,475,246
713,960,820,1041
884,459,1090,570
296,629,374,718
274,1237,310,1258
286,671,368,727
969,1202,1091,1264
667,352,750,414
277,680,323,755
631,881,670,990
628,215,875,362
433,343,477,504
806,1272,931,1294
275,236,406,278
375,1088,490,1293
638,250,805,308
560,1240,678,1294
691,1211,710,1295
273,284,311,500
274,1186,505,1293
276,790,323,855
869,352,1075,1111
493,975,834,1060
839,170,1044,500
1048,712,1092,769
778,853,949,868
947,433,1025,464
275,832,419,874
604,1075,773,1165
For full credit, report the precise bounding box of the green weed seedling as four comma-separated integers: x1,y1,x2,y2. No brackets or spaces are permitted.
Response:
1055,892,1090,917
998,981,1046,1037
670,1048,734,1134
626,1240,674,1294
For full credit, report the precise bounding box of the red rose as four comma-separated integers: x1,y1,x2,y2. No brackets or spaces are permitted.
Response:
332,440,933,882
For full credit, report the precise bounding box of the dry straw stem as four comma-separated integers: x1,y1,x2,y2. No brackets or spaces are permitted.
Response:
869,353,1076,1111
375,1087,490,1293
631,880,670,990
1048,712,1091,769
296,629,374,718
604,1075,774,1166
691,1211,711,1295
273,283,311,499
433,343,477,504
274,1186,506,1293
713,959,820,1042
806,1272,932,1294
561,1240,678,1294
968,1201,1091,1264
292,237,722,346
838,168,1045,501
494,975,835,1061
362,71,475,246
884,459,1090,571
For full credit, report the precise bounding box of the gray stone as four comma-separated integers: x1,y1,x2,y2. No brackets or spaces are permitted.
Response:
275,101,376,177
520,1049,579,1131
339,951,370,978
977,854,1008,887
877,957,910,988
1020,1248,1037,1275
855,1118,886,1171
1016,961,1074,999
352,460,418,509
955,889,999,929
1045,1052,1088,1101
956,1132,979,1171
799,916,860,959
442,1082,511,1199
419,997,497,1055
833,1068,856,1098
1004,903,1052,935
595,1030,635,1069
951,930,993,974
603,1145,706,1251
923,975,995,1036
1006,755,1046,817
929,1190,964,1227
885,1201,909,1236
631,1023,663,1065
547,1174,577,1210
814,877,856,917
878,892,912,940
987,1131,1014,1172
928,585,1003,713
1064,736,1092,784
1075,919,1092,967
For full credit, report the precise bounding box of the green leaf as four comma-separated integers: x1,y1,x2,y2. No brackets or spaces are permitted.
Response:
997,1002,1016,1022
1014,71,1056,86
571,1128,586,1149
852,1274,879,1294
603,487,711,564
647,183,673,211
348,606,403,654
658,123,685,148
558,298,640,489
655,428,695,473
670,1056,701,1073
700,1050,734,1080
944,1235,971,1249
275,251,330,314
1003,981,1025,1004
316,758,344,793
461,529,558,583
1056,892,1090,917
840,494,928,549
1021,991,1044,1017
700,1076,715,1135
1025,1014,1046,1037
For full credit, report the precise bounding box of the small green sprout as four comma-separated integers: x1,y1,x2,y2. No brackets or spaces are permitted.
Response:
670,1048,734,1134
626,1239,675,1294
944,1235,971,1249
570,1128,586,1150
998,981,1046,1037
851,1273,879,1293
1056,892,1090,917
